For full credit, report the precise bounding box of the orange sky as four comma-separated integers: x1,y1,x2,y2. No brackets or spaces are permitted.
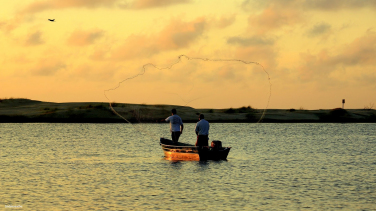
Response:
1,0,376,109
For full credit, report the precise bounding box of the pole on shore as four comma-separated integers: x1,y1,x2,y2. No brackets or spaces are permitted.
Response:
342,99,345,109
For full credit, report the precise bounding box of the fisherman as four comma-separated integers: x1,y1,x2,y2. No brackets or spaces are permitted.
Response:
195,113,209,147
164,108,184,144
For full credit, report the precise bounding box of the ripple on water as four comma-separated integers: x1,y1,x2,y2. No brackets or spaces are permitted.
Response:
0,123,375,210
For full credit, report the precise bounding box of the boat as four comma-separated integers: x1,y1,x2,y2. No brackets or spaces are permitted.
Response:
159,138,231,161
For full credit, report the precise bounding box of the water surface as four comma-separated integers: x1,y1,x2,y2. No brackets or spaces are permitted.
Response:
1,123,375,210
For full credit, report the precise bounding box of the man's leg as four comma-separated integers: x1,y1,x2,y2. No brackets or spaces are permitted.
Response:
195,135,208,146
171,132,180,144
171,133,176,143
175,132,181,142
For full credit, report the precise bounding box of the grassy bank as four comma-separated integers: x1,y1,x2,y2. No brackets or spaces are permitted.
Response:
0,98,375,123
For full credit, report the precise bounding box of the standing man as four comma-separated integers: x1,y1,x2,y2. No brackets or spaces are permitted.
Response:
165,108,184,144
195,113,209,146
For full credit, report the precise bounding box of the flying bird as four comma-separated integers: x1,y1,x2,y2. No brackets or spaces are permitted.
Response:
48,19,55,22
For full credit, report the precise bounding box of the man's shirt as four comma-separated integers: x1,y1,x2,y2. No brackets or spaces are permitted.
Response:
195,119,209,135
165,115,183,132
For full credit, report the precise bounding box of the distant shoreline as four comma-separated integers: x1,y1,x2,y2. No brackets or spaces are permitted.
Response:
1,98,375,123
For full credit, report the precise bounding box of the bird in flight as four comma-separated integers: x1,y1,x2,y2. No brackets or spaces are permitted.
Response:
48,19,55,22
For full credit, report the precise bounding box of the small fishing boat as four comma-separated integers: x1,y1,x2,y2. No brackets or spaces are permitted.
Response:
159,138,231,161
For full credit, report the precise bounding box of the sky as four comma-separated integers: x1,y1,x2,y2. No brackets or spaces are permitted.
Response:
1,0,376,109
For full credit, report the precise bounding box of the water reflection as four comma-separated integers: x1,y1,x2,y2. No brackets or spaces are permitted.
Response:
1,123,375,210
167,160,184,168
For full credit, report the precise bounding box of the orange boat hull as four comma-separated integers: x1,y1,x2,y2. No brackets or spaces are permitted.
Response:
163,151,200,161
160,138,231,161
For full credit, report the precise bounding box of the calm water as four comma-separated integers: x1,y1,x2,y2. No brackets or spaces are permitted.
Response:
1,123,376,210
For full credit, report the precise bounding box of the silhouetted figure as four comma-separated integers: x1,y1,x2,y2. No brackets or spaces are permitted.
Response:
195,113,209,147
163,108,184,144
48,19,55,22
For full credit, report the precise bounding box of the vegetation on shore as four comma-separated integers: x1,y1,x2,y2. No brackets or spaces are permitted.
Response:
0,98,375,123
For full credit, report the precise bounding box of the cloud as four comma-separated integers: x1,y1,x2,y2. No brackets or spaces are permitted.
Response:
242,0,376,11
71,63,116,81
248,3,303,34
163,18,206,49
233,45,278,71
244,0,376,34
303,0,376,11
0,17,23,33
214,14,236,29
109,35,156,60
21,0,191,14
21,0,120,14
298,32,376,81
331,32,376,66
306,22,331,37
130,0,191,9
110,18,206,60
298,50,333,81
67,29,104,46
32,60,66,76
227,36,274,46
25,31,44,46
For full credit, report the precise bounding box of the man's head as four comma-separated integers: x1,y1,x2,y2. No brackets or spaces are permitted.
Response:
199,113,204,120
171,108,177,115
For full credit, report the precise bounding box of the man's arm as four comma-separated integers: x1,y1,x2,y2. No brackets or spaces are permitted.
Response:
180,124,184,134
161,116,170,122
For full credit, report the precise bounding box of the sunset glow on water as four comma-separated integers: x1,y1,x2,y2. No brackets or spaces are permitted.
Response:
1,123,375,210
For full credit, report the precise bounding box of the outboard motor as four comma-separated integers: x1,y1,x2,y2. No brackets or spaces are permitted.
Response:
211,140,222,149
